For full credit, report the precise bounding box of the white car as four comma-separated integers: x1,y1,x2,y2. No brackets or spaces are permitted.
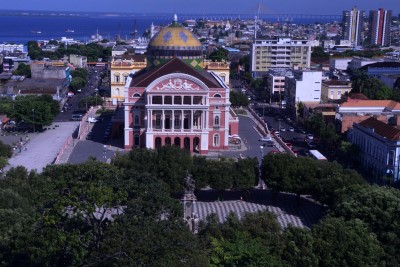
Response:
306,134,314,140
288,127,295,132
87,117,98,123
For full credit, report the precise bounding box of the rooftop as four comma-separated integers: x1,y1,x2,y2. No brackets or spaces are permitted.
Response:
129,57,223,88
358,117,400,141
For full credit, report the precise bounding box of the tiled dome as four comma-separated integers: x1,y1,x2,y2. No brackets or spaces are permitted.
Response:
147,15,203,69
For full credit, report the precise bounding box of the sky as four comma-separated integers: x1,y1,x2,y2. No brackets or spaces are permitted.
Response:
1,0,399,15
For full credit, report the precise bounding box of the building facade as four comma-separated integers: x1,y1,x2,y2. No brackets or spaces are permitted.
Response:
123,17,238,153
321,80,352,102
342,7,364,46
335,99,400,133
285,70,322,117
110,55,147,105
369,8,392,47
348,117,400,181
251,37,311,76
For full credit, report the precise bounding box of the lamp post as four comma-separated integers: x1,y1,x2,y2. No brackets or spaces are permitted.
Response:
258,145,265,189
32,109,35,133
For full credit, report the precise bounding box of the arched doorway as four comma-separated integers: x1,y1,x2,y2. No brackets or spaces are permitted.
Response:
165,137,171,145
184,137,190,151
155,137,162,149
134,134,140,147
193,137,200,153
174,137,181,147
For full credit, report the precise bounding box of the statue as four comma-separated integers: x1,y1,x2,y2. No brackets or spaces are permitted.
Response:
184,171,195,194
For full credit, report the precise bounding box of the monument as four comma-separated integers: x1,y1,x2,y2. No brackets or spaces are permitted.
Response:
181,171,199,233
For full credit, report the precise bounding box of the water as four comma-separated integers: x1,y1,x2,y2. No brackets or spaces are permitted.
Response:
0,11,336,45
0,13,172,44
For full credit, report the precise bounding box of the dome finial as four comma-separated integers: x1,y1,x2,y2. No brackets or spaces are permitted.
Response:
173,13,178,23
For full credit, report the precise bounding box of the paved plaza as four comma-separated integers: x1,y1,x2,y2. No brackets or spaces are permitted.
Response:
1,121,79,172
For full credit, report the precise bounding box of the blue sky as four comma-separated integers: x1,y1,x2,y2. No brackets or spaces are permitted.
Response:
1,0,399,15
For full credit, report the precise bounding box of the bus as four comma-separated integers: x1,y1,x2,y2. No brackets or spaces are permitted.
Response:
309,150,327,161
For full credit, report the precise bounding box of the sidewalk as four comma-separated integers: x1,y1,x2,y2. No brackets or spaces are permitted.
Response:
4,122,79,173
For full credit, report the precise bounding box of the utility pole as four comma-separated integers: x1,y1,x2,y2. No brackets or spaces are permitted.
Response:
32,109,35,133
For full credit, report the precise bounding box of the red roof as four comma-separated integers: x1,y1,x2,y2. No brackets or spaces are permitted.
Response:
358,117,400,141
129,57,222,88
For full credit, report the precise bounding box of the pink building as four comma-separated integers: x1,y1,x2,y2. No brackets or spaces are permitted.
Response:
124,57,238,154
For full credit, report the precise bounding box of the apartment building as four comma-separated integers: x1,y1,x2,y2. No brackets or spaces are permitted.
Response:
251,37,311,76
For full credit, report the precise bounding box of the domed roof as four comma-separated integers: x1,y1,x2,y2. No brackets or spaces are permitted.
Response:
146,15,203,69
148,23,201,49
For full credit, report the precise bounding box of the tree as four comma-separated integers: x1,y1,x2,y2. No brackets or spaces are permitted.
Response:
332,184,400,265
78,96,104,109
70,68,89,81
233,157,258,189
208,159,234,190
12,63,31,77
208,48,228,62
351,70,392,100
209,231,283,267
312,217,384,267
282,227,317,267
69,77,86,92
311,46,329,58
229,90,249,107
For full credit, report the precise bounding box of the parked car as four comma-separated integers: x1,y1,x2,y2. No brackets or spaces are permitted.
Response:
259,136,272,142
87,117,98,123
306,134,314,140
288,127,295,132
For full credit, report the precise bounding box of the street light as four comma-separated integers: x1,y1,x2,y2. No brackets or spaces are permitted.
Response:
32,109,35,133
258,145,265,189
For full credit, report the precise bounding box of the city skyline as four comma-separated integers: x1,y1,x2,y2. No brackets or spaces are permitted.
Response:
1,0,399,15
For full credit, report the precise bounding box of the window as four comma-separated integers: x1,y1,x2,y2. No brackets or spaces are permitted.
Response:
115,75,120,83
124,76,128,83
213,134,220,147
133,93,141,97
134,134,140,147
214,116,220,126
214,94,222,98
155,115,161,127
134,115,139,126
338,90,342,98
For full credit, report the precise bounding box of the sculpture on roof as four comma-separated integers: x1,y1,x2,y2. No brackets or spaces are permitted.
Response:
184,170,195,194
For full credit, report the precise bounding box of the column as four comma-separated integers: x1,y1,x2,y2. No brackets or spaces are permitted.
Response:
191,110,194,130
148,110,152,129
162,110,165,131
172,110,175,131
205,110,209,130
201,111,205,130
181,110,184,130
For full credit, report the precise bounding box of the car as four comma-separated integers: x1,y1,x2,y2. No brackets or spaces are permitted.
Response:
306,134,314,140
259,136,272,142
87,117,98,123
288,127,294,132
280,127,286,132
298,128,307,134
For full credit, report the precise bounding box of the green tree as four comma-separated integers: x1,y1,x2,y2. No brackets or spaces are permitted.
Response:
282,227,317,267
233,157,258,189
332,184,400,265
208,159,234,190
69,77,86,92
311,46,329,58
208,48,229,62
78,96,104,109
312,217,384,267
229,90,249,107
210,231,283,267
12,63,31,77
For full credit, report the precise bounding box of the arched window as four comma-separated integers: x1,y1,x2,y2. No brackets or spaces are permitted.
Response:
214,93,222,98
114,73,120,83
214,116,220,126
116,88,120,96
213,134,220,147
133,93,141,97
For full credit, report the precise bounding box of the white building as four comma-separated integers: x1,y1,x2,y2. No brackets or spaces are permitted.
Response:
329,57,352,71
267,68,293,102
348,117,400,181
251,37,311,77
285,70,322,117
0,44,24,53
348,57,381,71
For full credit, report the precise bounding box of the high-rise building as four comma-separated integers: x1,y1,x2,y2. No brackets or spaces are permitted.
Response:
369,8,392,46
342,7,364,46
251,37,311,77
